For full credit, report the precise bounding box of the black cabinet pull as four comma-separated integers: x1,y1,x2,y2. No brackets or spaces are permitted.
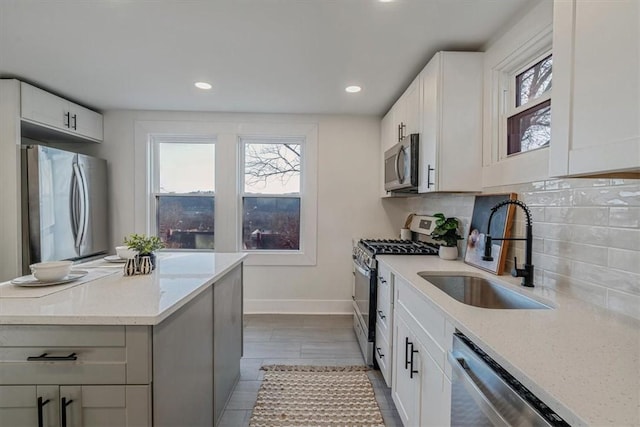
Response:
71,114,77,130
27,352,77,361
376,347,384,358
427,164,435,188
61,397,74,427
37,396,50,427
377,310,386,320
378,276,386,284
410,343,419,379
64,111,70,128
404,337,410,370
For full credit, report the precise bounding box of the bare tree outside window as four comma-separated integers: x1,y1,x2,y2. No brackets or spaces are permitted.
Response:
242,141,302,250
508,55,552,155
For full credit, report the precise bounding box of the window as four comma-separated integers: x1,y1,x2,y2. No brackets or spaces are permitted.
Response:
240,138,302,251
152,136,215,249
506,54,552,155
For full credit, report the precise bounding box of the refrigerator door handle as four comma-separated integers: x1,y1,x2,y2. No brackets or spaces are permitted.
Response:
72,163,88,248
71,164,80,245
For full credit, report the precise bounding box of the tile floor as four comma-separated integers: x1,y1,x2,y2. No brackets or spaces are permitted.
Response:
219,314,403,427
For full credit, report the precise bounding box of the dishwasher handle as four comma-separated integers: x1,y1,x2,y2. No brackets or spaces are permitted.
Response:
447,351,510,427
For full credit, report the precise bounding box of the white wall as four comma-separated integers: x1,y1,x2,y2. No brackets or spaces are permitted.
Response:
99,111,394,314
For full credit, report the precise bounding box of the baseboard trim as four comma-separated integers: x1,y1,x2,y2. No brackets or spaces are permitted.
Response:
244,299,352,315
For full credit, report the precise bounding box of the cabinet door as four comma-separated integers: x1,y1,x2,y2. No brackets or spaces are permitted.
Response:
70,103,103,141
419,53,440,193
551,0,640,176
60,385,150,427
0,386,39,427
403,77,421,137
418,346,451,426
391,314,421,426
21,82,69,131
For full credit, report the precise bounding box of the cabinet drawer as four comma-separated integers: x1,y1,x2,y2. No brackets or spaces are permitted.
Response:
375,324,391,387
376,284,392,338
377,262,392,302
0,325,125,347
0,326,150,385
396,278,448,371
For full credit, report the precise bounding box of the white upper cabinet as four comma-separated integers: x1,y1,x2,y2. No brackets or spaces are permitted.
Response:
418,52,484,193
550,0,640,177
382,76,421,152
20,82,103,142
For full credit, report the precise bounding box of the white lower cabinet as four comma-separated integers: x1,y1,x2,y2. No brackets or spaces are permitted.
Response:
392,314,421,426
392,277,452,427
0,385,150,427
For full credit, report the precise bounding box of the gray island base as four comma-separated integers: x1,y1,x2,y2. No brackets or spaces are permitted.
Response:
0,252,246,427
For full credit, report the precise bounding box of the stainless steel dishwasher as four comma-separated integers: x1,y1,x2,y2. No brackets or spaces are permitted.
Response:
449,332,571,426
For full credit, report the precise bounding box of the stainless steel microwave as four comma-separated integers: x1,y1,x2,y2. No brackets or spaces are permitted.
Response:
384,134,419,193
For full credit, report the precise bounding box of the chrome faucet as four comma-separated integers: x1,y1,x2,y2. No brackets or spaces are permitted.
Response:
481,199,534,287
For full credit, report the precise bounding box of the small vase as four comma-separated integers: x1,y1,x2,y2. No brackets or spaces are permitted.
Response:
138,256,152,275
439,245,458,260
124,257,138,276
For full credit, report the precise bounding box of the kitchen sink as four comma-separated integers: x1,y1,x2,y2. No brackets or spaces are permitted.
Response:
418,273,550,309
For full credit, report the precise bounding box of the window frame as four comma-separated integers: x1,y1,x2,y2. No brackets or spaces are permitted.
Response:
500,49,553,160
135,120,318,265
236,126,318,266
239,136,304,254
149,134,217,251
504,52,552,157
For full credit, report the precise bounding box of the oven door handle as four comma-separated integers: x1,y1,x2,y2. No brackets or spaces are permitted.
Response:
447,351,510,427
352,260,371,278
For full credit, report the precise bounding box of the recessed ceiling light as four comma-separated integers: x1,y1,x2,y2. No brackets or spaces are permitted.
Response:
379,0,394,2
345,85,362,93
194,82,212,90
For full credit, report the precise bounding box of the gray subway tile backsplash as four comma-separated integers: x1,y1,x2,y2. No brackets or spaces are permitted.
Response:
391,178,640,320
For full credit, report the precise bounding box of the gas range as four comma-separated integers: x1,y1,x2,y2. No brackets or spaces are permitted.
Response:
353,239,439,268
351,215,444,366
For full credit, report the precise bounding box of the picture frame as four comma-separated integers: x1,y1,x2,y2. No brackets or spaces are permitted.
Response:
464,193,517,275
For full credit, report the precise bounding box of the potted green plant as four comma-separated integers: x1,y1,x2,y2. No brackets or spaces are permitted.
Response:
124,233,164,270
431,213,463,260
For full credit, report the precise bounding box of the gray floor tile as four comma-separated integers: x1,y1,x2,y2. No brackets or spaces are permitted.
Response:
243,341,301,358
218,409,249,427
240,358,264,380
225,390,259,410
270,327,357,342
300,340,363,358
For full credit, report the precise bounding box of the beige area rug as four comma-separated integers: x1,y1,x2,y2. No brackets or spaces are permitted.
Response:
249,365,385,427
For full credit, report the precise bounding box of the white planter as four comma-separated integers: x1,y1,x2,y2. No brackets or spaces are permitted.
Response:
438,245,458,260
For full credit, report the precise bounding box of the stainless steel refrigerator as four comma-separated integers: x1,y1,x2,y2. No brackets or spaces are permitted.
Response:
21,145,109,272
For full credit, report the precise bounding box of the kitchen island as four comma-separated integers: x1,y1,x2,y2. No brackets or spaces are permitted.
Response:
0,252,246,427
378,255,640,427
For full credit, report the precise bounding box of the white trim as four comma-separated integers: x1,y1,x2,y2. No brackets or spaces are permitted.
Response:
482,0,554,187
237,124,318,267
133,120,318,265
244,299,352,315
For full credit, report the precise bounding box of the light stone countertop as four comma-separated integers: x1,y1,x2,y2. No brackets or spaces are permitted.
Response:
377,255,640,427
0,252,247,325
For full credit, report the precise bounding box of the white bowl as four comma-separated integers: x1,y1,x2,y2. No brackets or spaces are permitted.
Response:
115,246,138,259
30,261,73,282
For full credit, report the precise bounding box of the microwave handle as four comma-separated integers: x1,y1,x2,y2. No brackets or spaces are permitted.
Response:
395,145,406,184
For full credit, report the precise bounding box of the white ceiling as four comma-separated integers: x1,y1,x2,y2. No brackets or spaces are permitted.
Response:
0,0,532,115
